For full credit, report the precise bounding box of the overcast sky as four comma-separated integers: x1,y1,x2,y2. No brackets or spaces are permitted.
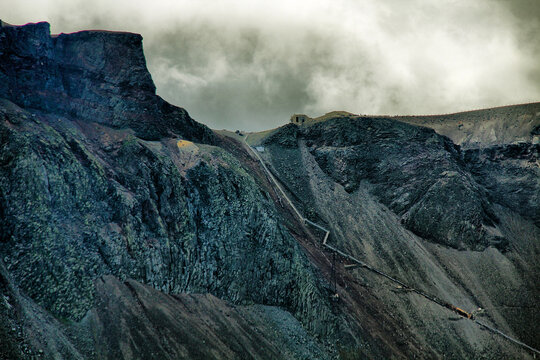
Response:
2,0,539,131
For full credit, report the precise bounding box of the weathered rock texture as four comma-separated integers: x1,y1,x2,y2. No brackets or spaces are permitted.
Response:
464,143,540,226
90,275,331,360
0,21,336,359
0,268,332,359
1,20,539,360
0,21,213,141
252,109,539,358
300,118,504,250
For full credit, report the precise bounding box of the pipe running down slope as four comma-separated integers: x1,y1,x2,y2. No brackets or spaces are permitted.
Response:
243,134,540,356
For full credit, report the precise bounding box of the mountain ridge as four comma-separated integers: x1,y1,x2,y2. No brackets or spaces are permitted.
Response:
1,21,538,359
0,20,214,142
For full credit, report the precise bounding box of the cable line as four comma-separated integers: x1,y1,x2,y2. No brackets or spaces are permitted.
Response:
243,134,540,356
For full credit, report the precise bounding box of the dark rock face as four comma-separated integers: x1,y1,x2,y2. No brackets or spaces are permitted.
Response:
301,116,503,250
257,113,539,357
0,263,24,359
2,20,538,359
263,123,299,148
0,21,213,142
0,21,336,358
0,103,334,339
0,266,332,359
464,143,540,226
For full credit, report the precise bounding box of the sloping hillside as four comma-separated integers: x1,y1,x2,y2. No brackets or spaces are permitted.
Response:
251,111,539,358
1,21,538,359
0,22,338,359
396,103,540,148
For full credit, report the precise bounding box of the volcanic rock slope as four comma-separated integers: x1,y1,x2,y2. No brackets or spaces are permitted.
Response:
0,20,538,359
0,21,336,359
253,106,539,358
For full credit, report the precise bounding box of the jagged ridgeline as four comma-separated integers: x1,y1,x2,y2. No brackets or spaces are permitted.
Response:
1,20,539,359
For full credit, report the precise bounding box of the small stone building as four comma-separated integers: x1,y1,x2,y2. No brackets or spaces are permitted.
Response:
290,114,310,125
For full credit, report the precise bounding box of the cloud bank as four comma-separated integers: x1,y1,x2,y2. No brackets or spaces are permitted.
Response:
2,0,539,131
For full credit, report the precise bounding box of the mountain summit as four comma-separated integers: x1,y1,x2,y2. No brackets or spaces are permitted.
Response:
0,21,213,141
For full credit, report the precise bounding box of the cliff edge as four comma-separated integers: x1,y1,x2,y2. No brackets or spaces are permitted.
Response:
0,21,213,141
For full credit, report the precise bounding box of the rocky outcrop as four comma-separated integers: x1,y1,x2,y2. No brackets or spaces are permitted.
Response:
257,113,536,251
0,21,214,141
0,21,337,358
2,20,539,359
254,111,539,357
0,100,334,339
464,143,540,226
263,123,299,148
299,116,504,250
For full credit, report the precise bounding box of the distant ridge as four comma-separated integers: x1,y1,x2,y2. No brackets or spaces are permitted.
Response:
395,102,540,148
286,102,539,148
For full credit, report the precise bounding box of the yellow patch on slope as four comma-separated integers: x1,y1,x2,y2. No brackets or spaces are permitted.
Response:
177,140,194,148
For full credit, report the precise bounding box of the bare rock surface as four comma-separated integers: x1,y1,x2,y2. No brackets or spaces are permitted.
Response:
0,21,337,359
0,21,213,141
257,113,539,357
89,275,331,360
299,117,504,250
1,20,538,359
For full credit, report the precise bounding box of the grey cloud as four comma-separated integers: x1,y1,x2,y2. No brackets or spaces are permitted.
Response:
1,0,539,131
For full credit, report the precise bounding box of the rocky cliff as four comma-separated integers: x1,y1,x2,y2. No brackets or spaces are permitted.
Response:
253,106,539,358
0,21,213,141
1,20,539,360
0,22,338,359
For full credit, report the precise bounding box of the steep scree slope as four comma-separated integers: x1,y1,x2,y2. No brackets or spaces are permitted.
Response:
299,118,505,250
256,113,539,357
